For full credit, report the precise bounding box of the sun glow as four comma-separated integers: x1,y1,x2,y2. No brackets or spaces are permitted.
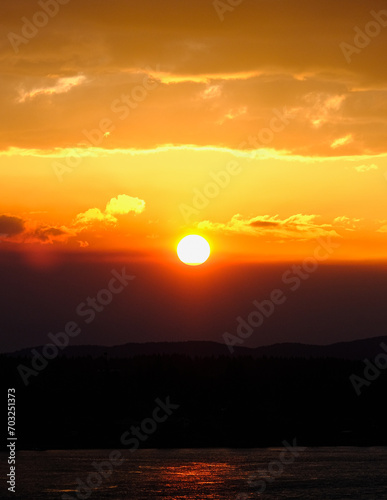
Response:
177,235,211,266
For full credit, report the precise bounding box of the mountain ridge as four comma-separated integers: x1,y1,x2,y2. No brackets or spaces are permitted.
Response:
4,335,387,360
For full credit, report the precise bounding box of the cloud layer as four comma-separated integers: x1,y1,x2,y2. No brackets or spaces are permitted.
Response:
0,195,145,246
1,0,387,155
197,214,340,241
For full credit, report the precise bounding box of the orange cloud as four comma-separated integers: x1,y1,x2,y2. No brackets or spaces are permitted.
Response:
303,93,346,129
354,163,378,172
105,194,145,215
17,75,87,103
197,214,340,241
74,195,146,231
333,216,362,231
23,222,74,244
331,134,353,149
0,215,74,245
0,194,146,246
73,208,116,230
2,0,387,156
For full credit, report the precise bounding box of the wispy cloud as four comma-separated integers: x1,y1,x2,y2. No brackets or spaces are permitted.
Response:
155,70,262,85
17,75,87,103
331,134,353,149
199,84,222,100
303,93,346,129
197,213,340,241
354,164,378,172
218,106,247,124
333,216,362,231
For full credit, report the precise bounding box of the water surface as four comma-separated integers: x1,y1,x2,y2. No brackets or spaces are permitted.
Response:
1,447,386,499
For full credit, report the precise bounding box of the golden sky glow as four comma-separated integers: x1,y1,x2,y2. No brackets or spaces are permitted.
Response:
2,0,387,262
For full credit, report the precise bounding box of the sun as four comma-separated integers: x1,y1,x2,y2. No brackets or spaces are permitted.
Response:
177,235,211,266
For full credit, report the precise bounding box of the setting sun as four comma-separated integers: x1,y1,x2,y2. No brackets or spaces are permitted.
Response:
3,2,387,497
177,235,211,266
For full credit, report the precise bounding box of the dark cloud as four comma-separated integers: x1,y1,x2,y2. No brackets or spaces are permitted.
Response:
249,220,280,228
0,215,73,244
0,215,24,237
2,0,386,76
30,226,69,242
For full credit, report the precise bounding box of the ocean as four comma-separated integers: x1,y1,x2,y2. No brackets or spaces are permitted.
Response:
1,447,386,499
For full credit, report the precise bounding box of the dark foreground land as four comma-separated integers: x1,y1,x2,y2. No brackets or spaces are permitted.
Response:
2,343,387,450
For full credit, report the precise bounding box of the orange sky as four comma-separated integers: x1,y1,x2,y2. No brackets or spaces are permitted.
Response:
2,0,387,263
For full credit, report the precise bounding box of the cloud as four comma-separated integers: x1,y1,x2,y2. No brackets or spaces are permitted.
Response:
376,219,387,233
25,223,73,244
105,194,145,215
303,93,346,129
218,106,247,124
249,220,280,228
197,213,339,241
17,75,87,103
74,195,146,231
0,215,24,237
0,194,145,245
0,215,74,245
354,164,378,172
333,216,362,231
77,240,89,248
2,1,387,155
199,84,222,100
74,208,117,229
331,134,353,149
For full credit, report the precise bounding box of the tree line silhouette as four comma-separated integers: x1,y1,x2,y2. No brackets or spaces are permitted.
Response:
2,353,387,450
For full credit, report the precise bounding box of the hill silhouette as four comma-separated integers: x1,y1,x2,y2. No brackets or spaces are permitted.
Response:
6,335,387,360
2,335,387,450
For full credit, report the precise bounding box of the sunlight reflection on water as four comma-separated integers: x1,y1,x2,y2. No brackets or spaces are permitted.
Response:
1,447,387,499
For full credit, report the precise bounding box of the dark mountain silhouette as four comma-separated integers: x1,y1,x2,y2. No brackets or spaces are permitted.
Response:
2,335,387,450
6,335,387,360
